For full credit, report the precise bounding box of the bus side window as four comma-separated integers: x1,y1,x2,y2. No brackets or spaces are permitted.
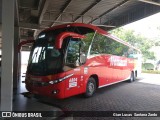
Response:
65,38,81,67
90,34,108,55
122,51,128,57
90,34,100,54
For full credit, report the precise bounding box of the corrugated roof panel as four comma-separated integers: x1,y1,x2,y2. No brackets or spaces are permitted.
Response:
85,0,124,16
47,0,66,11
75,0,125,23
51,0,96,23
65,0,95,13
101,1,142,22
41,21,53,27
76,16,94,23
18,0,39,9
92,1,143,25
43,12,60,21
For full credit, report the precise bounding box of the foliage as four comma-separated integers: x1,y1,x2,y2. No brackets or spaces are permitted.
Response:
91,34,128,55
110,28,156,61
142,70,160,74
142,63,154,70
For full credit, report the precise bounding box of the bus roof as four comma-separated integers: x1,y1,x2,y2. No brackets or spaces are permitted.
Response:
41,23,107,35
40,23,141,52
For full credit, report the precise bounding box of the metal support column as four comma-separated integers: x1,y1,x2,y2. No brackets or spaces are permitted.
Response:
1,0,15,111
13,27,20,91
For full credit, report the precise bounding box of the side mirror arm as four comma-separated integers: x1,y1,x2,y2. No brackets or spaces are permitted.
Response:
55,32,86,49
18,40,35,52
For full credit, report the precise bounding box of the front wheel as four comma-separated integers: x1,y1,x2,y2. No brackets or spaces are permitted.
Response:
84,77,96,97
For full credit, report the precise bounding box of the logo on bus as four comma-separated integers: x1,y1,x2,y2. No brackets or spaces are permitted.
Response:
109,56,127,67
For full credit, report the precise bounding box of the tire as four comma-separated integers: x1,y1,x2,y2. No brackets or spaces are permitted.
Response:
84,77,96,97
129,72,135,83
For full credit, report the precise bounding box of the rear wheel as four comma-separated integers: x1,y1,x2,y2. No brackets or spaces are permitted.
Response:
129,72,135,83
84,77,96,97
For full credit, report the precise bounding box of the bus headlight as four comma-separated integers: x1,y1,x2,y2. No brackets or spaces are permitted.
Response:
49,73,74,85
49,80,58,84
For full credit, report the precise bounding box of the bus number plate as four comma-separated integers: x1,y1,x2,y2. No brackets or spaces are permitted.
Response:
69,78,77,88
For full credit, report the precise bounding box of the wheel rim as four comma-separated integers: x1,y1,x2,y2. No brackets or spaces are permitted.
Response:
131,75,133,81
88,82,95,94
131,73,134,81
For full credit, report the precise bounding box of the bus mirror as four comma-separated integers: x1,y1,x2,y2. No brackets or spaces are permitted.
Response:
55,32,86,49
18,39,35,52
80,53,86,64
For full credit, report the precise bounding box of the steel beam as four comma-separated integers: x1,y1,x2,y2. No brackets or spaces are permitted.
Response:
139,0,160,6
89,0,130,24
15,0,19,26
39,0,50,25
13,27,20,91
51,0,72,27
105,3,160,30
73,0,102,22
19,22,40,29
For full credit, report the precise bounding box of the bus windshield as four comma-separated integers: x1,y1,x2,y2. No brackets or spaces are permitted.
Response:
28,33,63,76
27,26,94,76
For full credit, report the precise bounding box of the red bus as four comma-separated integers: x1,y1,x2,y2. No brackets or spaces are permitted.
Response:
22,23,141,99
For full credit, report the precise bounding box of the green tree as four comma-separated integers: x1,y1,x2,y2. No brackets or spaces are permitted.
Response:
152,26,160,46
110,28,156,61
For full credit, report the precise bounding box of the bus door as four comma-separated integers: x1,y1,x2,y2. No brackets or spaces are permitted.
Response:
64,67,82,97
64,38,84,97
55,32,86,97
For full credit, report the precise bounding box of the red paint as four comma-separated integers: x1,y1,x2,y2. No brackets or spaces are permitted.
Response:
24,23,141,99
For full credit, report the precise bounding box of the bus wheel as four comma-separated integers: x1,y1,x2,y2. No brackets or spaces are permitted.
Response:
129,72,135,83
84,77,96,97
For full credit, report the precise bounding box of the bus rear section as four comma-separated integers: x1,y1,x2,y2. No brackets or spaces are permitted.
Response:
21,23,141,99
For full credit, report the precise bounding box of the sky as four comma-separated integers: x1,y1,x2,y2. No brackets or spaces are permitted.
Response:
123,12,160,39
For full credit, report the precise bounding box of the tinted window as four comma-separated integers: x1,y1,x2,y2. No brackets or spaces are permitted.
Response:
81,32,94,55
28,34,63,75
90,33,129,56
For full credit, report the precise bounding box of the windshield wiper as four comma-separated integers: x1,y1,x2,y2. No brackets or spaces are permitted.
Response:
38,47,46,72
28,47,42,73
